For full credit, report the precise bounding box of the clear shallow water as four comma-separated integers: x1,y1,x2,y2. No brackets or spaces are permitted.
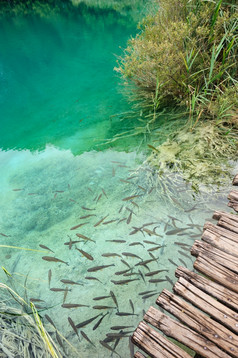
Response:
0,4,238,358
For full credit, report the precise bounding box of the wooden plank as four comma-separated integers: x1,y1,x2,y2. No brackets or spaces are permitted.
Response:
145,306,232,358
134,352,147,358
218,218,238,234
173,277,238,333
228,190,238,202
203,222,238,243
233,174,238,186
156,289,238,357
132,321,191,358
175,266,238,311
194,255,238,293
191,240,238,273
228,200,238,213
202,230,238,258
213,211,238,224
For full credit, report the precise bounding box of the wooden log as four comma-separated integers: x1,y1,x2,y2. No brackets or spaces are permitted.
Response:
228,201,238,213
145,306,232,358
194,255,238,293
175,266,238,311
134,352,146,358
203,222,238,243
233,174,238,186
218,218,238,234
132,320,191,358
213,211,238,224
202,230,238,258
228,190,238,202
173,277,238,333
191,240,238,273
156,289,238,357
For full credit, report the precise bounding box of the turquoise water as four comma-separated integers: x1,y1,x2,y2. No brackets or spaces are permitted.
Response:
0,3,238,358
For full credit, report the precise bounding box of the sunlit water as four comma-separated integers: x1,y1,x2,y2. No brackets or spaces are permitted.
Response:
0,4,237,358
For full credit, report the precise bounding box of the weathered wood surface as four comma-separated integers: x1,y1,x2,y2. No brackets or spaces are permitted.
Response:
156,289,238,357
132,320,191,358
134,351,146,358
202,229,238,257
213,210,238,223
173,277,238,333
218,217,238,234
228,200,238,212
228,190,238,202
175,266,238,311
194,255,238,293
233,174,238,186
191,240,238,273
144,306,232,358
203,222,238,243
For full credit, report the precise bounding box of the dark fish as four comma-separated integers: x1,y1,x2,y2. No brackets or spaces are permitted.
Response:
131,201,139,209
115,268,131,275
174,242,190,247
93,295,111,301
142,292,158,299
138,269,146,283
117,164,129,168
110,291,118,308
12,188,23,191
106,240,126,243
88,187,93,192
138,185,146,191
81,206,95,211
39,245,54,253
50,288,72,292
149,279,167,283
94,215,109,227
0,233,9,237
129,336,135,358
99,340,120,356
166,275,174,286
139,290,157,296
126,212,132,225
63,287,69,303
69,198,76,203
30,298,45,303
111,326,134,330
122,195,142,201
60,279,83,285
129,299,134,314
103,219,118,225
121,259,131,268
62,303,89,309
166,228,188,235
76,248,94,261
93,306,115,310
117,218,127,224
118,205,123,213
168,258,178,267
68,317,79,338
76,233,95,243
64,240,81,247
106,332,132,338
80,214,96,219
179,258,187,267
42,256,68,265
135,259,154,266
102,253,121,258
126,176,137,180
147,245,164,252
147,144,159,152
178,250,193,261
96,193,102,203
122,252,142,260
145,269,169,277
70,223,88,230
76,313,102,328
45,314,56,328
81,330,96,347
55,331,65,352
143,240,158,245
85,276,102,283
116,312,138,316
102,189,108,198
111,279,139,285
87,264,115,272
143,228,162,237
129,242,144,248
93,312,109,330
48,269,52,287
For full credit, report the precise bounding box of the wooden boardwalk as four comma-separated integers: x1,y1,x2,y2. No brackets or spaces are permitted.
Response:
131,174,238,358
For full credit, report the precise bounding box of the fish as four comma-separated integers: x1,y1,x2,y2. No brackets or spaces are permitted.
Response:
115,268,131,275
166,228,188,235
93,306,116,310
76,233,95,243
122,195,142,201
111,279,139,285
118,205,123,213
116,312,138,316
106,240,126,243
147,245,163,252
138,269,146,283
96,194,102,203
94,215,109,227
139,290,157,296
42,256,68,265
63,287,69,303
129,242,144,247
93,312,109,330
127,212,132,224
179,258,187,267
76,313,102,328
93,295,111,301
111,326,134,330
85,276,102,283
80,214,96,219
126,176,137,180
148,187,155,194
45,314,56,328
30,298,45,303
81,206,95,211
145,269,169,277
117,164,129,168
102,189,108,198
106,332,132,338
129,299,134,314
39,244,54,253
103,219,118,225
122,252,142,260
50,288,72,292
76,248,94,261
88,187,93,192
81,330,95,347
62,304,89,309
142,292,158,299
110,291,118,308
99,341,120,356
135,258,155,266
143,228,162,237
121,260,131,268
70,223,89,230
178,250,193,261
117,218,127,224
168,258,179,267
60,279,83,286
68,317,79,338
129,336,135,358
102,253,121,258
149,279,167,283
131,201,139,209
166,275,174,286
48,269,52,287
138,185,146,191
12,188,23,191
87,264,115,272
0,233,9,237
147,144,159,152
55,331,65,352
64,240,81,248
174,242,190,247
